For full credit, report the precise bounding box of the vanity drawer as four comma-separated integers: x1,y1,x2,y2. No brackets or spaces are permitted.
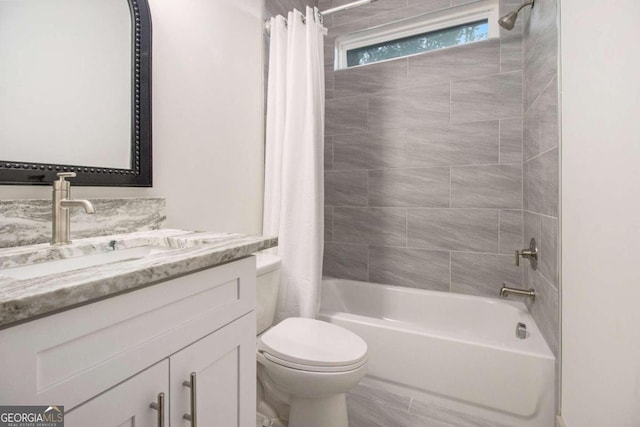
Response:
0,256,256,410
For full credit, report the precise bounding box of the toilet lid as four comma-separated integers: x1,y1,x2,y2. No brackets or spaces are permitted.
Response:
258,318,368,369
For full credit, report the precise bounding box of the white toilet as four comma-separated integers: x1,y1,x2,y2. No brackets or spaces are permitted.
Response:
255,254,368,427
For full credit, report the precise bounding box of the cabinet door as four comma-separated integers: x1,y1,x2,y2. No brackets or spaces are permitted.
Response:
170,312,256,427
65,360,168,427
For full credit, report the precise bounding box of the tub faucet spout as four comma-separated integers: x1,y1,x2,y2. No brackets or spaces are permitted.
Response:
500,285,536,301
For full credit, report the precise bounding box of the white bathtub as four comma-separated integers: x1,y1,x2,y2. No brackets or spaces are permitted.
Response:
319,278,555,427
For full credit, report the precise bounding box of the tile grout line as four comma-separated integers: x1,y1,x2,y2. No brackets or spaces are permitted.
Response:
330,205,522,210
498,118,502,164
523,73,558,117
537,264,560,294
449,251,452,293
520,23,526,290
523,209,558,221
331,206,335,242
524,144,558,164
330,136,334,172
328,162,522,174
449,80,453,125
405,207,408,249
498,209,501,253
366,243,370,282
365,94,370,133
521,113,525,284
499,17,503,74
327,115,524,139
327,241,520,257
448,164,453,209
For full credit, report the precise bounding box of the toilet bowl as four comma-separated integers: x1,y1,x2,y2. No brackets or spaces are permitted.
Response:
255,254,368,427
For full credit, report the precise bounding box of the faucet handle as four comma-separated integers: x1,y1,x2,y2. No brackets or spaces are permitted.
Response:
515,238,538,268
57,172,77,180
54,172,76,191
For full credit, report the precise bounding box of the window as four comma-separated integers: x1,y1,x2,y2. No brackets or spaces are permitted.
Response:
346,20,489,67
334,0,499,70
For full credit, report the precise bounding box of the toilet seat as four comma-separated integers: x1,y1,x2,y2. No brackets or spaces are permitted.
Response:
261,351,367,373
258,318,368,373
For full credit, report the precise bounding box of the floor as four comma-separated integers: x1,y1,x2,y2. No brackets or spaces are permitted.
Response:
256,413,286,427
256,382,508,427
346,382,511,427
256,413,271,427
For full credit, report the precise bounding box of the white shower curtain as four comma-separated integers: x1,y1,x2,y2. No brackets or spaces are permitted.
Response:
263,7,325,321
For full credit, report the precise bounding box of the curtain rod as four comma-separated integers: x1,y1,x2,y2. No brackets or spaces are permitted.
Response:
321,0,379,16
264,0,379,34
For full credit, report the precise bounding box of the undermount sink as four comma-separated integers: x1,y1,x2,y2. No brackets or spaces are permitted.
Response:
1,245,176,280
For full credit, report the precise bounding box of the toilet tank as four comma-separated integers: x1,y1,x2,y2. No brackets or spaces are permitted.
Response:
256,253,281,335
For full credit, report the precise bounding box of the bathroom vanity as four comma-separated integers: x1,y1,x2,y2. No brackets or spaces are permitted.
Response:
0,229,277,426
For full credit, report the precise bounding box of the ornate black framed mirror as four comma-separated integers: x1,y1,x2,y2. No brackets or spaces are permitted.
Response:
0,0,152,186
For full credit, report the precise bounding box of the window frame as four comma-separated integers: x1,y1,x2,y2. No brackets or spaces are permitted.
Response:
333,0,500,70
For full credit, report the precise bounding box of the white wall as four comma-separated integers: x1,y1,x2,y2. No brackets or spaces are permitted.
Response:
560,0,640,425
0,0,265,235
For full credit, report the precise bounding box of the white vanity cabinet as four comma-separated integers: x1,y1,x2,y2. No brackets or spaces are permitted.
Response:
0,256,257,427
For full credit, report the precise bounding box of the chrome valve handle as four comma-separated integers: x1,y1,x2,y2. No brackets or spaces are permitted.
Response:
515,238,538,267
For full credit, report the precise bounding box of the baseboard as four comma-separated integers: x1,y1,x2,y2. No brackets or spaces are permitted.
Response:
557,415,567,427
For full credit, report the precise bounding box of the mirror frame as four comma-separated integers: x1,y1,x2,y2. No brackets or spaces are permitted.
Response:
0,0,152,187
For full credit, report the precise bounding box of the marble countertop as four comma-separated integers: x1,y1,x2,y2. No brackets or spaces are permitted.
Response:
0,229,277,329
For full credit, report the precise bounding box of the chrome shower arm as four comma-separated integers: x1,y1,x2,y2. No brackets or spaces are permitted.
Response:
515,0,534,14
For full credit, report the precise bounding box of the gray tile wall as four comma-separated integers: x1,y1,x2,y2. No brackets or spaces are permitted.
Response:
521,0,560,412
322,0,525,298
521,0,560,362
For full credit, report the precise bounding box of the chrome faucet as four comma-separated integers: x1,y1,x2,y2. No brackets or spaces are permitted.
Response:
52,172,95,245
500,284,536,301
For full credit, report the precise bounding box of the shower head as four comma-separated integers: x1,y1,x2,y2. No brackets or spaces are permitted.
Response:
498,0,534,31
498,11,519,30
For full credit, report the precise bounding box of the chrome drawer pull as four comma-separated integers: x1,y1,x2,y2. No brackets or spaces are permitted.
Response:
183,372,197,426
149,392,165,427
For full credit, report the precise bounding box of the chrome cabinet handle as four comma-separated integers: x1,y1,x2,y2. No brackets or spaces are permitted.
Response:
149,392,165,427
183,372,197,426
